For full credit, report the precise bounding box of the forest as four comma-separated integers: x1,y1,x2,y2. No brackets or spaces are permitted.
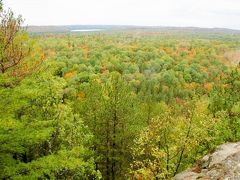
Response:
0,1,240,180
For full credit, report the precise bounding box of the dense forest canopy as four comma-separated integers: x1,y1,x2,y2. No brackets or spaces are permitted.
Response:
0,2,240,179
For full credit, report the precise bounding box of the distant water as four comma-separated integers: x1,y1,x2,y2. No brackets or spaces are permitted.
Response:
70,29,104,32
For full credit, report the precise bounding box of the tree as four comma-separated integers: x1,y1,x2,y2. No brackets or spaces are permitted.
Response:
129,100,218,179
0,2,43,78
209,67,240,141
0,2,99,178
0,70,100,179
78,72,139,179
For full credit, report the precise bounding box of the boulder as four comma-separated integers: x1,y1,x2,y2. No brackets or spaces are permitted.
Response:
174,142,240,180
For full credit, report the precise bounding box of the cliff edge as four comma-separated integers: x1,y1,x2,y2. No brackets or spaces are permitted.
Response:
174,142,240,180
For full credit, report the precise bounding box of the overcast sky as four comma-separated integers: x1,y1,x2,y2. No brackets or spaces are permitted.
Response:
4,0,240,30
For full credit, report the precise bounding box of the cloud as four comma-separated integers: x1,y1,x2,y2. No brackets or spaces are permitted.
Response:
210,9,240,17
4,0,240,29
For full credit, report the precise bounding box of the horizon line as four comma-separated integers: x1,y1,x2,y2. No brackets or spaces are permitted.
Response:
25,24,240,31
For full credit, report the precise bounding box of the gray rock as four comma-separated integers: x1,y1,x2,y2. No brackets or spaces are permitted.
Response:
174,142,240,180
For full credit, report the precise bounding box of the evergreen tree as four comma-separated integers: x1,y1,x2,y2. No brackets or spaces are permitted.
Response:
78,72,139,179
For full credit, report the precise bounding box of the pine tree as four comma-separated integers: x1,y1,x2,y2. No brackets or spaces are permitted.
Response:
79,72,138,179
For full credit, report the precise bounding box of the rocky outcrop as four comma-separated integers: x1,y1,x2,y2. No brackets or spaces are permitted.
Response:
174,142,240,180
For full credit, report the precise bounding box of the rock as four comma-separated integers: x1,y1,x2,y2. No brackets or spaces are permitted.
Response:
173,142,240,180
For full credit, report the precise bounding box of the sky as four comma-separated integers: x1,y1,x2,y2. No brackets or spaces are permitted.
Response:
4,0,240,30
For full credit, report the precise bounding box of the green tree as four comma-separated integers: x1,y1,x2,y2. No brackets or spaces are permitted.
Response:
0,70,100,179
78,72,139,179
0,3,100,178
209,67,240,141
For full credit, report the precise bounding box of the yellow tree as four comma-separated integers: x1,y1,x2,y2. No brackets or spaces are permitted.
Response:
129,100,218,179
0,1,43,78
